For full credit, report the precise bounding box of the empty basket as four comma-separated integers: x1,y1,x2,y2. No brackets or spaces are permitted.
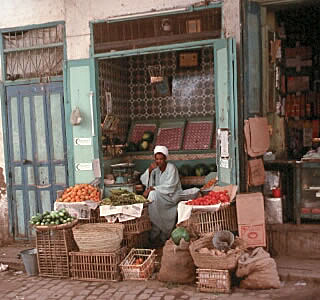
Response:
72,223,124,252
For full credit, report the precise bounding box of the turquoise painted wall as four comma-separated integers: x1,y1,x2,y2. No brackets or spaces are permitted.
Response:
66,59,99,184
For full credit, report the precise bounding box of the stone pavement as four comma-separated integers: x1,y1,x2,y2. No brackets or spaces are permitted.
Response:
0,269,319,300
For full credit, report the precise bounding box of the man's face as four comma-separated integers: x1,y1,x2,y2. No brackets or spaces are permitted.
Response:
155,153,166,168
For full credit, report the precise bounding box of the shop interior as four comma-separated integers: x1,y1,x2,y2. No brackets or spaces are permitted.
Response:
263,2,320,223
98,46,217,192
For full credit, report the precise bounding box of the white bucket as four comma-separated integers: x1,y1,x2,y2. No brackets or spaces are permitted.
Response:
265,197,283,224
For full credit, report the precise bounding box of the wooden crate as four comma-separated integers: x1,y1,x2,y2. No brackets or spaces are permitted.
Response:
94,207,151,234
122,207,152,234
122,231,149,249
120,248,156,280
70,248,127,282
36,227,78,278
196,269,231,293
190,204,238,236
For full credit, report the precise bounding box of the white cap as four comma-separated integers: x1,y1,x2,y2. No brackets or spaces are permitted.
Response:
154,145,169,157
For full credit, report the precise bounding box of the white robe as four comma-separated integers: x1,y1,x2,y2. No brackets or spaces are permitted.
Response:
140,162,182,239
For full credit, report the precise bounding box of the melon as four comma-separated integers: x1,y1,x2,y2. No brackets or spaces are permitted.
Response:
171,227,190,246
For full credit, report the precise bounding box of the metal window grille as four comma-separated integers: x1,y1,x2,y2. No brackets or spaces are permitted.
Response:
2,24,64,80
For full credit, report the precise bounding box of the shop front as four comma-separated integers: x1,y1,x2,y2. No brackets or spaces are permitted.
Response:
246,0,320,257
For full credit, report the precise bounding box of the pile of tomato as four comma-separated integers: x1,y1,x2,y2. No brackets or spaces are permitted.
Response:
57,184,101,203
186,190,230,206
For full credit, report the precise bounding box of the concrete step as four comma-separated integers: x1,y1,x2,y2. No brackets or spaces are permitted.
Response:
276,256,320,283
267,224,320,259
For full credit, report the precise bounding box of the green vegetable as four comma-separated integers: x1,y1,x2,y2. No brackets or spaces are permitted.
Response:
194,164,209,176
139,140,149,151
127,142,138,152
179,165,192,177
142,131,154,142
171,227,190,246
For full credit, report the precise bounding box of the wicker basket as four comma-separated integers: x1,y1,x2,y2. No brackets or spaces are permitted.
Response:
34,219,78,231
190,233,245,270
36,227,78,278
122,232,149,249
190,203,238,236
122,207,152,234
72,223,124,252
120,248,156,280
196,269,231,293
70,247,127,281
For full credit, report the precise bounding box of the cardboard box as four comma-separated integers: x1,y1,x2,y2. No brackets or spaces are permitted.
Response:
236,192,266,247
239,224,266,247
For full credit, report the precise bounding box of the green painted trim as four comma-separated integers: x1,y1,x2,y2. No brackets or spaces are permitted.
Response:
221,1,225,38
89,56,101,171
0,21,65,33
0,32,6,82
68,59,92,66
4,76,63,86
92,58,104,184
3,42,63,53
94,39,217,59
0,82,13,235
89,22,95,59
64,60,75,186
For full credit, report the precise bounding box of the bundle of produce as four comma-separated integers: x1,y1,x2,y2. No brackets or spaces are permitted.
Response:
186,190,230,206
56,184,101,203
101,189,148,206
29,209,76,227
200,177,217,191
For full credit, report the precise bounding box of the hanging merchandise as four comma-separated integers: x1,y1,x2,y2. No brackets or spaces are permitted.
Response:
70,107,82,126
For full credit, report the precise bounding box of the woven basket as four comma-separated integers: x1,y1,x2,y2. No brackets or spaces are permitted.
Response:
72,223,124,252
34,219,78,231
190,233,246,270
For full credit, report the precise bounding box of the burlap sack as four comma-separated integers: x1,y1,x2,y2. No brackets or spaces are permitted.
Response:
158,238,196,283
236,247,280,289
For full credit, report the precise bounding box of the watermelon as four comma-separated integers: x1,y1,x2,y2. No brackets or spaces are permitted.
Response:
127,142,138,152
139,140,149,151
171,227,190,245
179,164,192,177
194,164,209,176
142,131,154,142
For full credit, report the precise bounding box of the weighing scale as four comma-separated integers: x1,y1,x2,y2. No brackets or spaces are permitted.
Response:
110,162,135,184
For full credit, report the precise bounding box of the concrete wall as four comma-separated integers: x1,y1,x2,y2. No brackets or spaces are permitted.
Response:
0,0,241,242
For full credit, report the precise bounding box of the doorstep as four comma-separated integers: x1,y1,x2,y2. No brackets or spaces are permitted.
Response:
0,240,35,271
276,256,320,283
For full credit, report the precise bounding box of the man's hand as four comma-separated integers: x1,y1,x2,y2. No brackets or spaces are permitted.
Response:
143,186,154,198
148,162,157,173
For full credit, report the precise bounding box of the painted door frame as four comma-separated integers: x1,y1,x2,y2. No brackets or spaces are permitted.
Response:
0,21,67,238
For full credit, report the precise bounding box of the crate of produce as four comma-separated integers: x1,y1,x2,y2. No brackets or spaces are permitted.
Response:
189,204,238,236
72,223,124,252
196,269,231,293
122,231,149,249
190,233,246,270
36,226,78,278
120,248,156,280
70,247,127,282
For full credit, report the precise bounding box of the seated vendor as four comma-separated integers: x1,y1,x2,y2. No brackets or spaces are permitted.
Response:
140,145,182,246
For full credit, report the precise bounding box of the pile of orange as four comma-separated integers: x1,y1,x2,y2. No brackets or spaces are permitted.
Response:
57,184,101,203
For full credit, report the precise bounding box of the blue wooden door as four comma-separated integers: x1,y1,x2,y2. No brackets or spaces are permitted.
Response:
6,82,68,239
